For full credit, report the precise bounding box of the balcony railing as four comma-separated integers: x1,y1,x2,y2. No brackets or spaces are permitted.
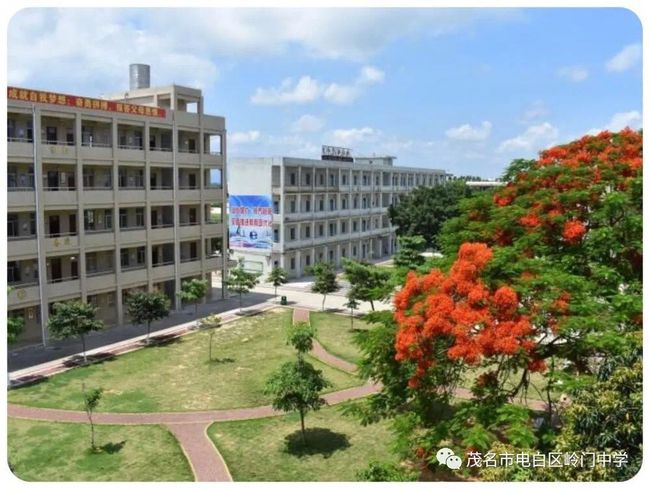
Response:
122,263,146,271
86,269,115,277
47,275,79,284
43,186,76,191
150,146,172,152
8,234,37,241
150,185,174,190
84,185,113,190
181,256,200,263
152,260,174,268
118,144,144,150
9,186,35,191
43,140,75,146
81,141,112,148
151,223,174,229
8,137,33,143
180,221,199,227
120,224,145,231
178,185,199,190
205,150,221,155
178,148,198,154
45,231,77,238
85,228,113,234
8,280,39,289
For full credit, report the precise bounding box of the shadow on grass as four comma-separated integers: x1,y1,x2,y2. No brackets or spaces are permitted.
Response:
234,309,263,317
10,374,49,389
99,440,127,454
145,334,182,348
207,357,235,365
62,352,117,368
284,428,350,459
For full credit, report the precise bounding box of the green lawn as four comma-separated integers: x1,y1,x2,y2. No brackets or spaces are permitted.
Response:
208,403,398,481
8,419,192,482
9,309,361,412
310,311,374,364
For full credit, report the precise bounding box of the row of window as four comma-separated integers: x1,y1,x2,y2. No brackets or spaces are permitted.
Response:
286,170,445,187
276,218,387,242
275,196,396,214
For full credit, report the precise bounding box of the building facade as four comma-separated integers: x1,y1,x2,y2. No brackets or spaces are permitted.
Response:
7,69,228,347
228,153,450,279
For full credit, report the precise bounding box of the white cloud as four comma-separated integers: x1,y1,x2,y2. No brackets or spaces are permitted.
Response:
497,122,559,154
521,100,550,123
291,114,326,133
445,121,492,141
587,110,642,134
606,44,642,72
329,127,381,146
251,65,384,106
229,130,261,144
557,65,589,82
250,76,321,105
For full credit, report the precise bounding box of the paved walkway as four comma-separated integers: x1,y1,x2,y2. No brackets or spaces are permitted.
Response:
8,304,547,481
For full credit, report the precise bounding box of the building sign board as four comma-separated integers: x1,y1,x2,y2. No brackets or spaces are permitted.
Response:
8,86,166,118
228,195,274,251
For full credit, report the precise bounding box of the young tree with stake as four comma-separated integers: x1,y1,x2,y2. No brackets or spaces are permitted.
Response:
82,384,103,451
307,262,340,311
199,314,222,362
225,263,259,312
126,291,171,344
266,266,289,301
47,301,104,363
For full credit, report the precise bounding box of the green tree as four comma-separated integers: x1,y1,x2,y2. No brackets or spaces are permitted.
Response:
225,263,260,312
199,314,222,362
47,301,104,363
388,180,474,249
287,321,316,358
7,287,24,345
126,291,171,344
266,266,289,301
178,278,209,320
82,385,103,451
350,130,642,481
343,296,360,329
307,262,340,310
342,259,393,310
392,235,426,270
265,320,331,444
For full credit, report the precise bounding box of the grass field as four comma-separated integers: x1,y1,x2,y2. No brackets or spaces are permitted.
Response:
208,402,397,481
310,311,374,364
8,309,362,412
8,419,193,482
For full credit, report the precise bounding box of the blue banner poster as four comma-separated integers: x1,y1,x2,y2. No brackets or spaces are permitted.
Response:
228,195,274,250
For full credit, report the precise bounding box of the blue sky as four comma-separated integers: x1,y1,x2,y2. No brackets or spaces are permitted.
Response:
8,8,642,177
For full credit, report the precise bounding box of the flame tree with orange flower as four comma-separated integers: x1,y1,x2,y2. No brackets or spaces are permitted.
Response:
350,129,642,481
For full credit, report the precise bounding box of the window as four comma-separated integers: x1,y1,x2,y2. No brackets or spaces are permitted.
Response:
305,173,311,185
353,221,358,232
319,174,324,185
119,209,128,229
330,174,335,186
319,200,324,212
290,228,296,240
137,247,146,264
273,229,279,242
342,198,347,210
290,257,295,270
329,250,334,262
305,226,311,238
8,261,19,283
290,200,296,213
353,245,357,256
342,174,347,185
8,214,18,237
318,224,324,237
353,175,358,185
329,199,335,211
305,255,311,266
290,173,296,185
341,221,347,233
305,200,311,212
273,201,280,213
135,208,144,227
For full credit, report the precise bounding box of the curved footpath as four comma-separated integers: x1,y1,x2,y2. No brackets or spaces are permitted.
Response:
7,308,378,482
8,307,547,482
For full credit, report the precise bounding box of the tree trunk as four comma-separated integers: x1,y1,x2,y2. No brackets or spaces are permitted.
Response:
209,332,214,362
146,321,151,344
90,417,96,450
350,311,354,330
322,294,326,311
80,334,87,363
239,291,243,312
299,408,306,444
274,286,278,302
370,299,375,311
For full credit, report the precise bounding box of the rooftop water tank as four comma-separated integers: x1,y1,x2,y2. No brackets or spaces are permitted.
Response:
129,64,151,90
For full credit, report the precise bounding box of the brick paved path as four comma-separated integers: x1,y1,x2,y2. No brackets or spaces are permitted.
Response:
8,306,546,481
